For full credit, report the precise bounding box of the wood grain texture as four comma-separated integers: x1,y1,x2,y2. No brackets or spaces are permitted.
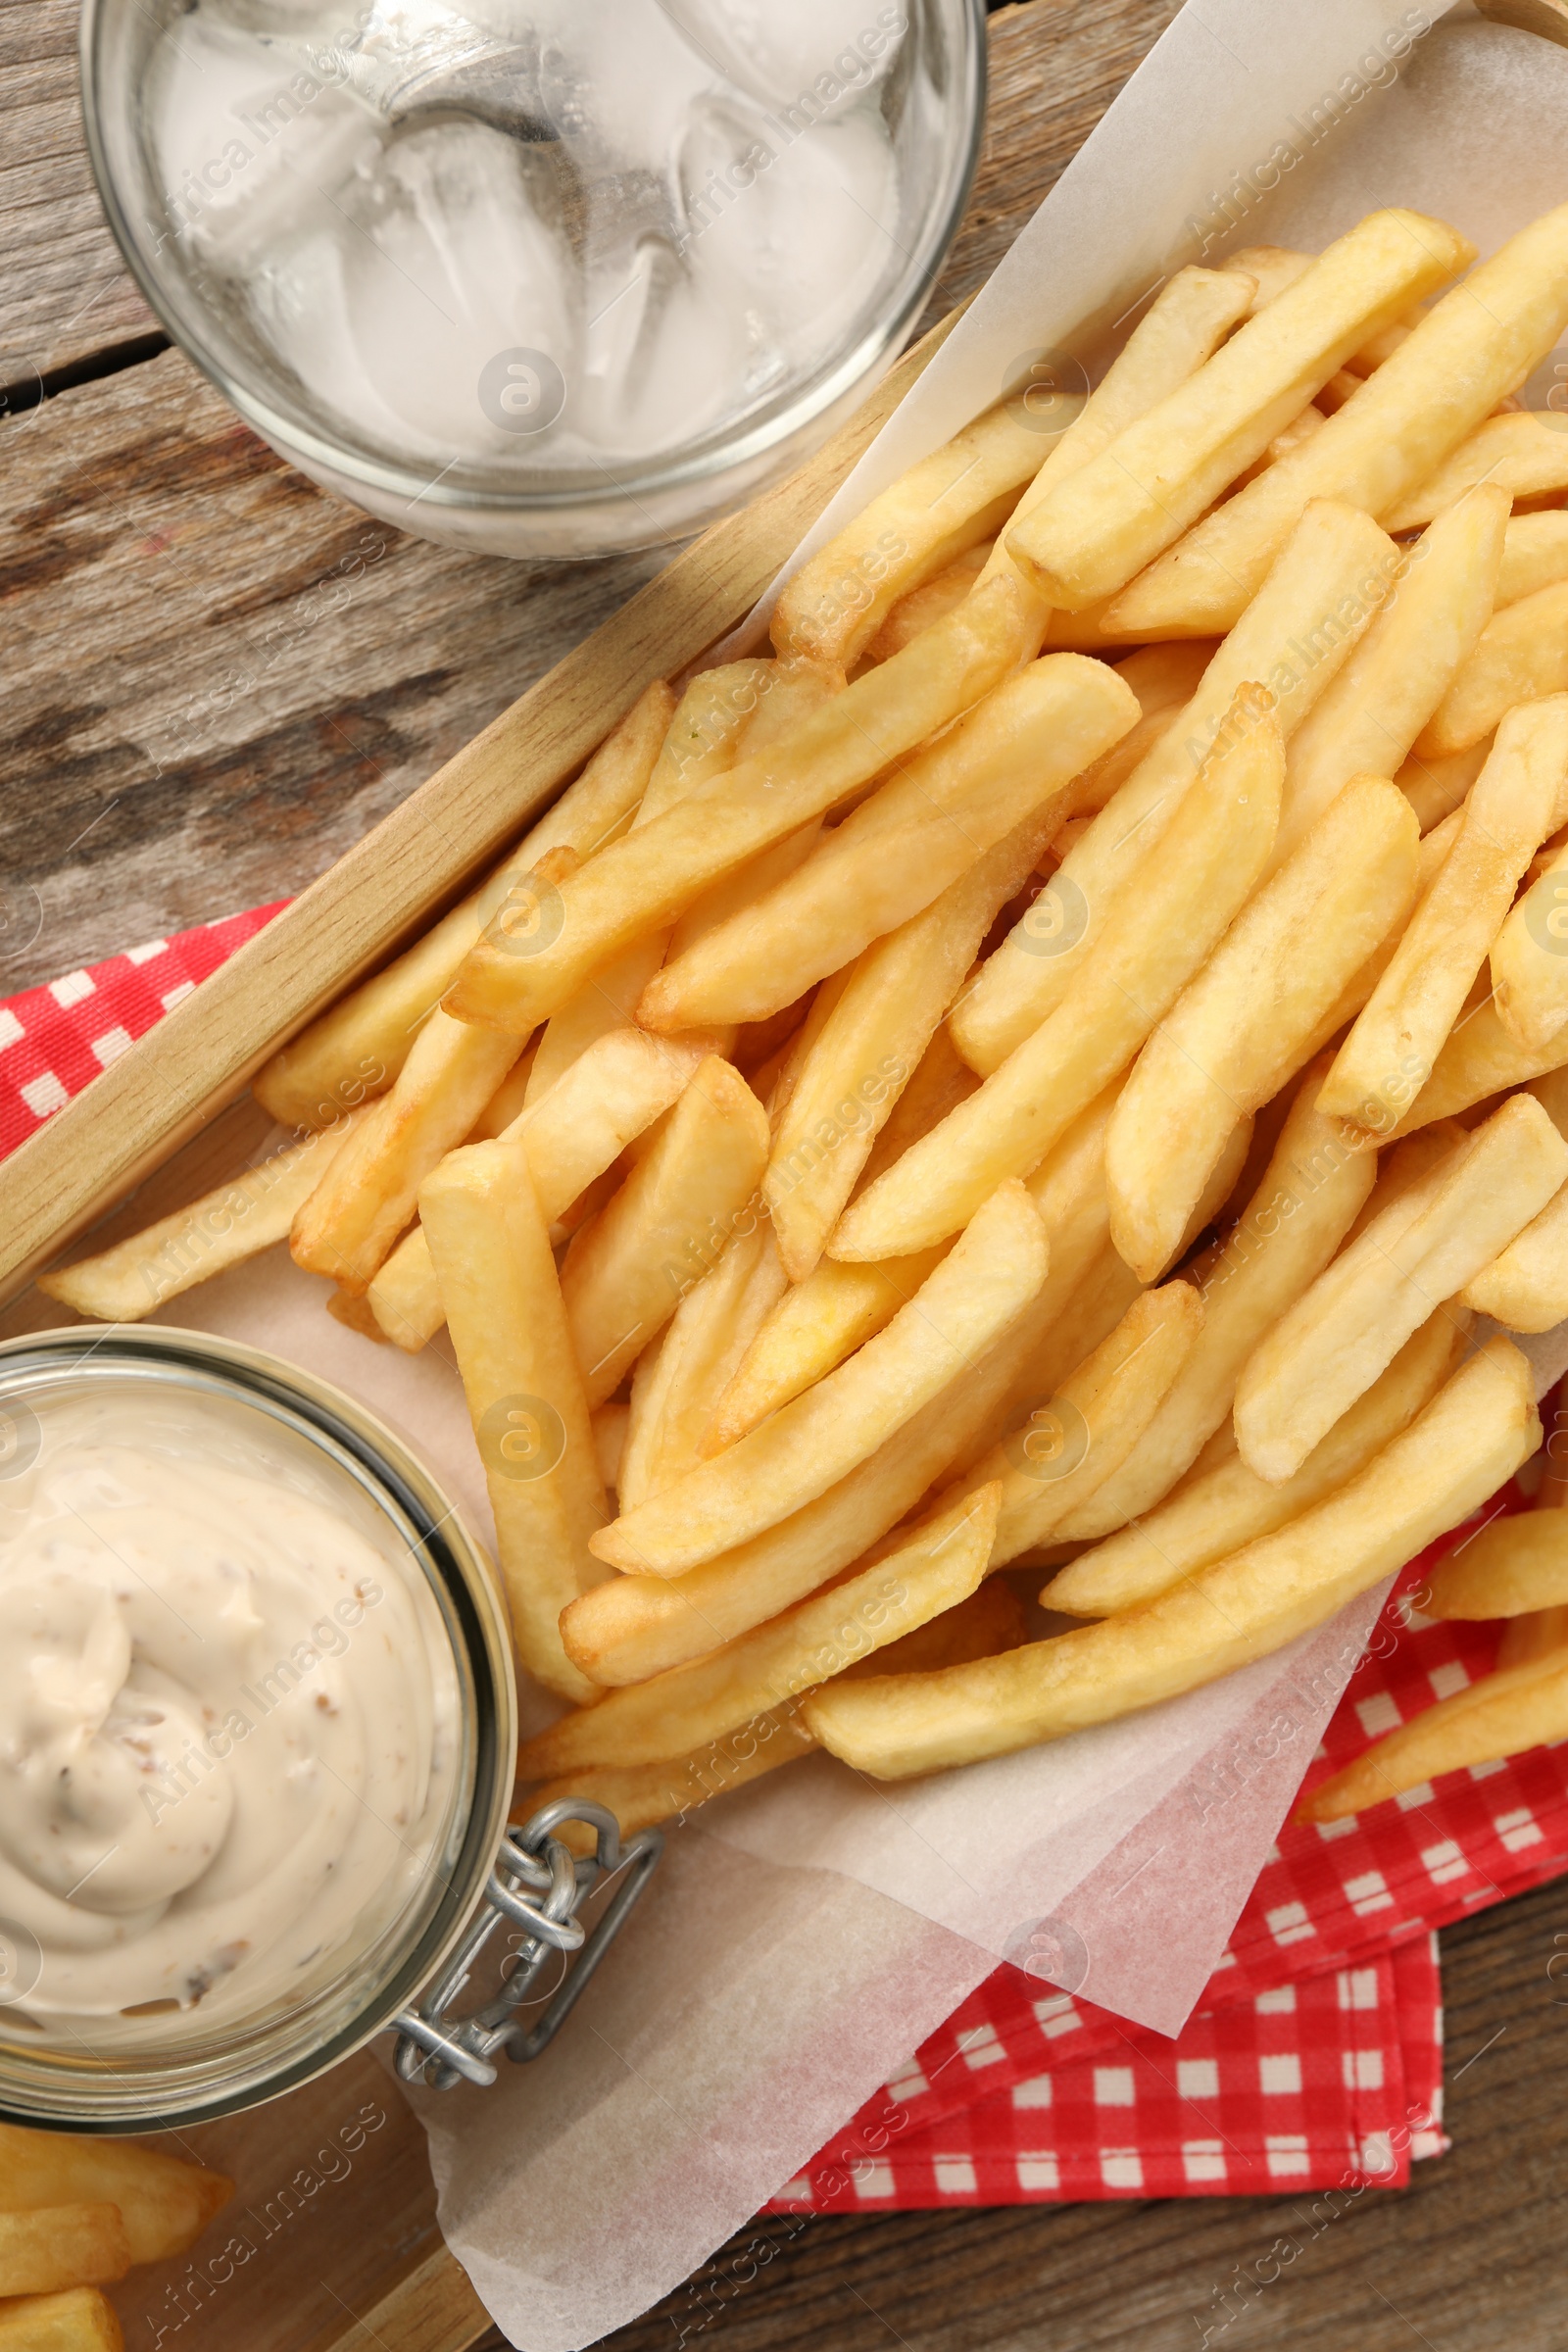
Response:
0,0,161,384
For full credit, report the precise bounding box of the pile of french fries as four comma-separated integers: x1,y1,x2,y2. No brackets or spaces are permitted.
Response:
0,2127,230,2349
48,198,1568,1834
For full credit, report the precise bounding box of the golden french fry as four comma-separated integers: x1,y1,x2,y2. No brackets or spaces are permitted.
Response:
560,1259,1065,1686
446,575,1037,1036
706,1245,949,1454
1269,486,1509,869
0,2126,232,2266
0,2212,129,2300
1319,698,1568,1128
638,657,1137,1034
804,1337,1537,1780
1460,1176,1568,1331
976,265,1256,608
592,1400,630,1495
591,1182,1047,1574
0,2289,124,2351
952,501,1399,1075
665,820,824,970
523,932,671,1108
1102,203,1568,638
561,1057,770,1409
1062,643,1218,814
1389,990,1568,1136
1298,1642,1568,1821
960,1284,1204,1565
860,544,993,665
1393,735,1492,832
830,692,1284,1259
530,1481,999,1775
1420,580,1568,756
468,1040,539,1138
761,799,1074,1282
773,397,1057,669
1497,512,1568,609
1424,1508,1568,1619
639,660,777,821
1106,777,1419,1283
1381,412,1568,532
1045,1313,1463,1615
419,1140,609,1701
325,1283,386,1342
368,1028,703,1349
253,683,671,1127
1491,825,1568,1054
1236,1094,1567,1485
1055,1062,1378,1540
855,1027,978,1194
520,1702,819,1849
1233,400,1326,487
1497,1603,1568,1666
848,1576,1030,1677
36,1104,372,1322
1223,248,1428,374
1005,211,1471,612
290,1006,526,1292
616,1224,786,1509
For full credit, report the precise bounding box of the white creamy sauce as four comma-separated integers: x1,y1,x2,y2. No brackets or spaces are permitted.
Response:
0,1385,461,2043
144,0,907,467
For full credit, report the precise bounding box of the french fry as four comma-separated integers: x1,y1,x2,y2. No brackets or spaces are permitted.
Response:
560,1264,1067,1685
956,1284,1204,1566
1318,699,1568,1130
524,1483,1000,1775
252,680,671,1127
616,1224,786,1509
1380,411,1568,532
1106,778,1418,1283
705,1245,949,1453
1419,580,1568,756
1423,1508,1568,1619
467,1041,539,1138
520,1702,820,1850
1223,244,1429,373
951,501,1398,1075
419,1139,609,1701
1491,823,1568,1054
1054,1064,1377,1540
289,1005,530,1293
591,1181,1047,1574
1497,1606,1568,1666
561,1056,770,1409
592,1399,630,1495
0,2126,232,2265
1388,989,1568,1136
637,656,1138,1034
845,1575,1030,1676
1497,511,1568,608
1060,643,1218,814
325,1283,386,1341
1235,1094,1567,1485
367,1028,703,1348
522,933,671,1108
762,798,1079,1280
829,692,1284,1259
638,660,777,821
860,544,992,665
803,1337,1537,1780
1460,1175,1568,1331
772,397,1057,668
1394,735,1492,832
0,2212,129,2299
36,1103,372,1322
1044,1313,1463,1615
0,2289,124,2351
445,575,1037,1036
1233,401,1326,487
1004,210,1471,612
855,1027,978,1193
1268,486,1509,870
1102,202,1568,638
1298,1641,1568,1821
974,264,1256,606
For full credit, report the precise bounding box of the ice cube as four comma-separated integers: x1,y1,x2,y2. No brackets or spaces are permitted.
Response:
656,0,906,118
575,234,740,460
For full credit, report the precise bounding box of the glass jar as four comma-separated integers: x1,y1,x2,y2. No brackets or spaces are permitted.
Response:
0,1327,516,2132
79,0,987,558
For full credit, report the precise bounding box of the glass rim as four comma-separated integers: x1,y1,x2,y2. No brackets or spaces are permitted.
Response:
76,0,989,517
0,1325,517,2133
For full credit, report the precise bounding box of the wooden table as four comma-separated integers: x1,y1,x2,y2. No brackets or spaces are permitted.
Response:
5,3,1568,2346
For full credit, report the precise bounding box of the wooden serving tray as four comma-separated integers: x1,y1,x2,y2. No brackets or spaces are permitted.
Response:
3,5,1559,2348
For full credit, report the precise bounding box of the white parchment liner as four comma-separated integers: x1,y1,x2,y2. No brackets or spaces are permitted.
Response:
149,7,1568,2333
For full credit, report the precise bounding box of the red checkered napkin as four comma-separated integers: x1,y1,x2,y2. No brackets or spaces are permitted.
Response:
769,1934,1444,2209
9,915,1568,2211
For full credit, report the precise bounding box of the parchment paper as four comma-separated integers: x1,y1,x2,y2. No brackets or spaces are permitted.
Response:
160,9,1568,2336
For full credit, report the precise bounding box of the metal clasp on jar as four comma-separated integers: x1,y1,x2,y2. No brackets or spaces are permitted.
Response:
391,1800,662,2090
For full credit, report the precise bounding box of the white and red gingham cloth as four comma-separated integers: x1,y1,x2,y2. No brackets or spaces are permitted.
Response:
7,912,1568,2208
